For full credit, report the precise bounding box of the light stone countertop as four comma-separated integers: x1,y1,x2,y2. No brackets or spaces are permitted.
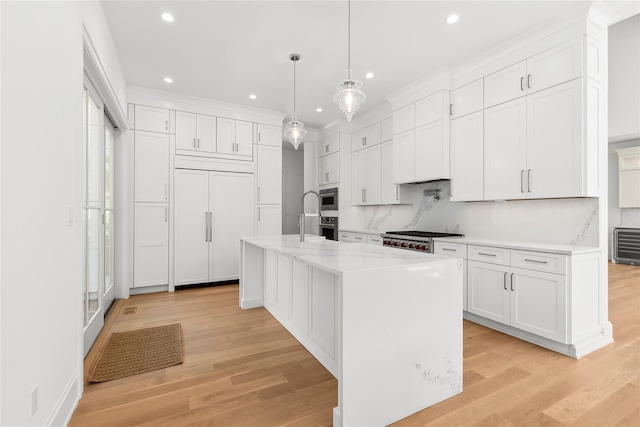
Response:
242,234,453,276
432,236,601,255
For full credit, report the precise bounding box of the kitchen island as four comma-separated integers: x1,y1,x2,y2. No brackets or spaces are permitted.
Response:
239,235,463,426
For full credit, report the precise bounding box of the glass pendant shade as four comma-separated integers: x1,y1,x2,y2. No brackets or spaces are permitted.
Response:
284,115,307,150
334,69,366,122
284,53,305,150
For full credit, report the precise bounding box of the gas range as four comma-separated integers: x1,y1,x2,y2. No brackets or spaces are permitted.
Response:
381,230,463,253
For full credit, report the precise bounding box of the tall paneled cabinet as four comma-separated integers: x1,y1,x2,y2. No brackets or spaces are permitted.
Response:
132,105,170,288
129,97,284,292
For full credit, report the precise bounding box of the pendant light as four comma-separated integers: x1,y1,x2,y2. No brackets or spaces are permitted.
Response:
333,0,366,122
283,53,307,150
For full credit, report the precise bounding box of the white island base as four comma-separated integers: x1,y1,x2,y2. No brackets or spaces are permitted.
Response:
240,236,463,426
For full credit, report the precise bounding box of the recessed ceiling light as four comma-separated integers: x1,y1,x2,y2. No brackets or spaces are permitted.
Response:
161,13,174,23
446,14,459,24
164,77,173,83
316,107,323,112
249,94,257,100
365,72,374,79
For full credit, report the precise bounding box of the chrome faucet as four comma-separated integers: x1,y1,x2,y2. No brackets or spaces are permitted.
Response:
299,190,321,242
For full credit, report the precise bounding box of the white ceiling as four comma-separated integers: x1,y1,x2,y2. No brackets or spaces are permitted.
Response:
101,1,639,131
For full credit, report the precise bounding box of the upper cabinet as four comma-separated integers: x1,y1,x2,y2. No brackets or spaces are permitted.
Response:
175,111,216,154
484,38,583,109
351,123,381,152
318,134,340,158
393,90,450,184
449,80,483,120
134,105,170,133
318,133,340,187
216,118,253,159
258,123,282,147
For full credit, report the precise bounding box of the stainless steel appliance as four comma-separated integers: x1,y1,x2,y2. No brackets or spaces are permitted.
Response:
320,216,338,241
319,187,338,211
613,227,640,265
381,230,463,253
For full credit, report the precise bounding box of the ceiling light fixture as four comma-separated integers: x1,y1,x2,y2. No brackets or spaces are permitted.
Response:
333,0,366,122
161,13,174,23
164,77,173,83
283,53,307,150
446,14,459,24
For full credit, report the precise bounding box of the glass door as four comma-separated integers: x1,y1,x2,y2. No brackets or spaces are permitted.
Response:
104,116,116,312
83,85,104,356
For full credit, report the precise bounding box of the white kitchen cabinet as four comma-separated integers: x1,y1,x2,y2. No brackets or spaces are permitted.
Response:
467,245,568,344
310,267,337,359
257,144,282,205
392,129,415,184
450,111,484,201
319,152,339,185
392,91,450,184
366,235,383,245
257,204,282,236
257,123,282,147
276,254,291,316
175,111,216,154
339,231,366,243
133,203,169,287
526,38,583,95
434,241,468,311
174,169,254,285
381,141,411,204
381,118,393,141
484,97,527,200
615,147,640,208
483,61,528,109
526,79,584,199
291,260,310,334
216,117,253,159
352,145,381,205
450,79,483,119
134,130,169,203
318,134,339,158
351,123,381,152
134,105,169,133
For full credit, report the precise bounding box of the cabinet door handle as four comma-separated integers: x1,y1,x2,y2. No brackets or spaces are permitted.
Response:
521,170,525,193
258,207,261,221
520,76,525,91
205,212,209,242
325,144,329,153
193,137,196,148
165,207,168,223
527,169,532,192
442,248,456,252
257,187,261,202
325,172,329,182
449,104,453,116
208,212,213,242
527,74,532,89
503,272,507,290
165,183,168,200
258,133,261,142
396,185,399,200
197,138,200,148
364,189,367,203
361,189,365,202
524,258,548,264
511,273,515,291
478,252,496,257
166,120,169,131
363,136,367,146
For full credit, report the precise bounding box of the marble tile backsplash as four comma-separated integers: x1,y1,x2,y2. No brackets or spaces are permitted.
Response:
343,181,600,247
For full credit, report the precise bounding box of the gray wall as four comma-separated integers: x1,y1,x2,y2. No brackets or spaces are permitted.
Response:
282,146,305,234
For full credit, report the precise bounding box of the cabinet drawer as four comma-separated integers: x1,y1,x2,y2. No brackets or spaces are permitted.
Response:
434,241,467,258
511,250,567,275
367,235,383,245
351,233,366,243
318,134,339,157
352,123,381,152
468,245,510,265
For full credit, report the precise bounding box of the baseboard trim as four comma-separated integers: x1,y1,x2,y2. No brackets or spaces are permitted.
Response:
46,372,80,427
240,297,264,309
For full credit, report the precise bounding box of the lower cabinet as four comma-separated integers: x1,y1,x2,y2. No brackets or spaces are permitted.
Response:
467,245,568,344
133,203,169,287
174,169,254,285
263,250,337,361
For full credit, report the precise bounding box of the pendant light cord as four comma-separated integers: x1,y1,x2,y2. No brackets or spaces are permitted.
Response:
347,0,351,73
293,58,296,118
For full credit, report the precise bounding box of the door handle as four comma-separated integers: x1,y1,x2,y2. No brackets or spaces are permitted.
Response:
197,138,200,148
258,207,261,221
449,104,453,116
527,74,532,89
205,212,209,242
510,273,515,291
396,185,399,200
208,212,213,242
527,169,532,193
326,144,329,153
520,76,524,91
193,137,196,148
325,172,329,182
363,136,367,146
361,189,365,203
165,207,168,223
165,183,168,200
503,272,507,290
166,120,169,131
257,187,261,202
520,170,525,193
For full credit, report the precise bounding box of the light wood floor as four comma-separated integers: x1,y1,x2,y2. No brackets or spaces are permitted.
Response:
70,263,640,426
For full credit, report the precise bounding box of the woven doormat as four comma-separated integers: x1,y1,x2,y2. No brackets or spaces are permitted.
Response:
87,323,183,383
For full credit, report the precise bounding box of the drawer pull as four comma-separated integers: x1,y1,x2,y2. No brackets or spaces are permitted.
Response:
503,272,507,290
511,273,515,291
478,252,496,257
524,258,547,264
442,248,456,252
